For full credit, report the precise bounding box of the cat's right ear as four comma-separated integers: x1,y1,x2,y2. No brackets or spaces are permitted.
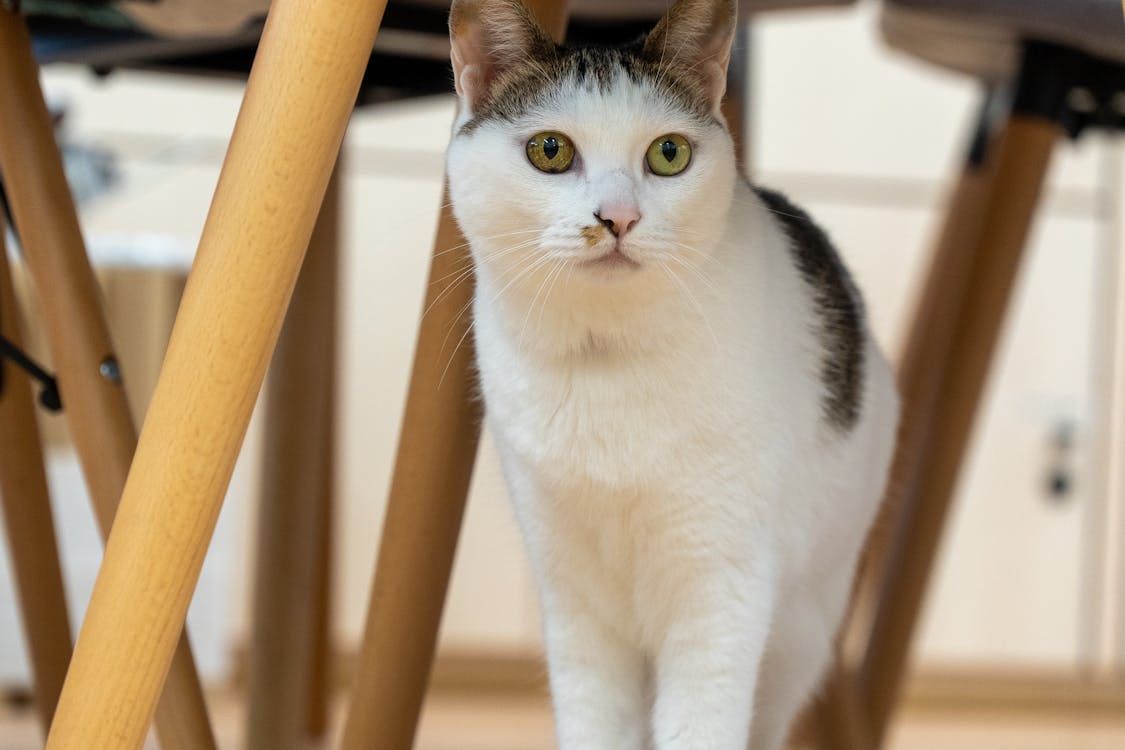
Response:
643,0,737,113
449,0,556,113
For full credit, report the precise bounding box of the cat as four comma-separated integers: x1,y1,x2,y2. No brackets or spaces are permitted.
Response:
445,0,899,747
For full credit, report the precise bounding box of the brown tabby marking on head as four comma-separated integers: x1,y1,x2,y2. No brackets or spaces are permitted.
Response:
460,41,719,134
451,0,737,134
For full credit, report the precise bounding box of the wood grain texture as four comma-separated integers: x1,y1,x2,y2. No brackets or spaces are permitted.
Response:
0,12,217,750
0,220,72,733
246,163,340,750
39,0,388,746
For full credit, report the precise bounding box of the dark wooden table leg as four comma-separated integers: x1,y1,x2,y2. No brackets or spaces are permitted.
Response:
860,113,1062,743
0,216,72,733
247,160,341,750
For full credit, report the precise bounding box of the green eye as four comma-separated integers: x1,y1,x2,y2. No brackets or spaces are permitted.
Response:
646,133,692,176
527,131,575,173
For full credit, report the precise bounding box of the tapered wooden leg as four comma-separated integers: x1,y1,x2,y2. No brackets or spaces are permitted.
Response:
858,114,1062,744
339,195,484,750
0,219,72,733
340,4,569,746
0,13,216,750
37,1,388,747
247,161,341,750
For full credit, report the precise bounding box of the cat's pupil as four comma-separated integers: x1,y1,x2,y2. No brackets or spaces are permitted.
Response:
543,137,559,160
661,140,677,163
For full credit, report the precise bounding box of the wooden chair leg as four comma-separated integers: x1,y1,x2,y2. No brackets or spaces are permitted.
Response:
34,0,388,746
340,4,569,746
305,456,335,738
247,160,341,750
339,195,485,750
812,667,873,750
303,174,338,740
858,113,1062,744
0,219,72,733
0,13,216,750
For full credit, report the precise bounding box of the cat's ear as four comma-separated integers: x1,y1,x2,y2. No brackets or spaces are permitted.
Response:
643,0,737,112
449,0,556,113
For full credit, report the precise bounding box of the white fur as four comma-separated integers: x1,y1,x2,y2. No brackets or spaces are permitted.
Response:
447,69,898,750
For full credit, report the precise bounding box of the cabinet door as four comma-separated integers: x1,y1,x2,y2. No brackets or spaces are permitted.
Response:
913,215,1103,670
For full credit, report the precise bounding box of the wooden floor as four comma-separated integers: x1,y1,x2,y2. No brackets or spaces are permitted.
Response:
3,688,1125,749
419,693,1125,750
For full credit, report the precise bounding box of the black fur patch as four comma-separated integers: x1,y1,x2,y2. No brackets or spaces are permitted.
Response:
752,186,865,433
460,38,715,133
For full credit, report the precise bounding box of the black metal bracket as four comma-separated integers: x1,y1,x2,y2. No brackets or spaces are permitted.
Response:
0,333,63,412
965,84,1011,169
1013,41,1125,139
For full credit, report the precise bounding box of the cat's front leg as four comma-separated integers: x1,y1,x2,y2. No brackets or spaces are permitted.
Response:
540,584,648,750
503,459,649,750
651,556,776,750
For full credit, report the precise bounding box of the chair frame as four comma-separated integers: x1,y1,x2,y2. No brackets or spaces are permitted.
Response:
817,39,1125,748
0,12,217,748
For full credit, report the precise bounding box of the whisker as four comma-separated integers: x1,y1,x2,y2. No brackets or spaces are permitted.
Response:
427,258,476,288
421,266,476,322
422,238,541,322
658,261,720,352
438,318,476,389
519,258,571,353
662,253,723,300
435,254,556,388
431,228,542,258
489,252,558,306
518,258,566,353
438,293,478,359
538,258,571,333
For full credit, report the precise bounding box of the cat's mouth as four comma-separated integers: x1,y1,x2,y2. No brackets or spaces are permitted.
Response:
581,247,641,271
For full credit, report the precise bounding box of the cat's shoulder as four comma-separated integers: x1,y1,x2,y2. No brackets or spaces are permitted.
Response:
747,182,867,434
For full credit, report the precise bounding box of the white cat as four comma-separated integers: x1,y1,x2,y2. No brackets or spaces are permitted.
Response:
446,0,899,747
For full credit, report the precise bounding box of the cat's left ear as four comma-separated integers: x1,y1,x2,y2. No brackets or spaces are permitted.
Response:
643,0,737,113
449,0,557,114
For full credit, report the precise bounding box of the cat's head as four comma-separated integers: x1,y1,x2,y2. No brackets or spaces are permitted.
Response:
446,0,738,302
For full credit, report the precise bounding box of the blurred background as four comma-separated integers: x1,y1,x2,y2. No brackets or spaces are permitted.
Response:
1,0,1124,747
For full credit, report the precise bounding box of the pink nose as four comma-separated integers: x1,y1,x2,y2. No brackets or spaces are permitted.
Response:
594,204,641,237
